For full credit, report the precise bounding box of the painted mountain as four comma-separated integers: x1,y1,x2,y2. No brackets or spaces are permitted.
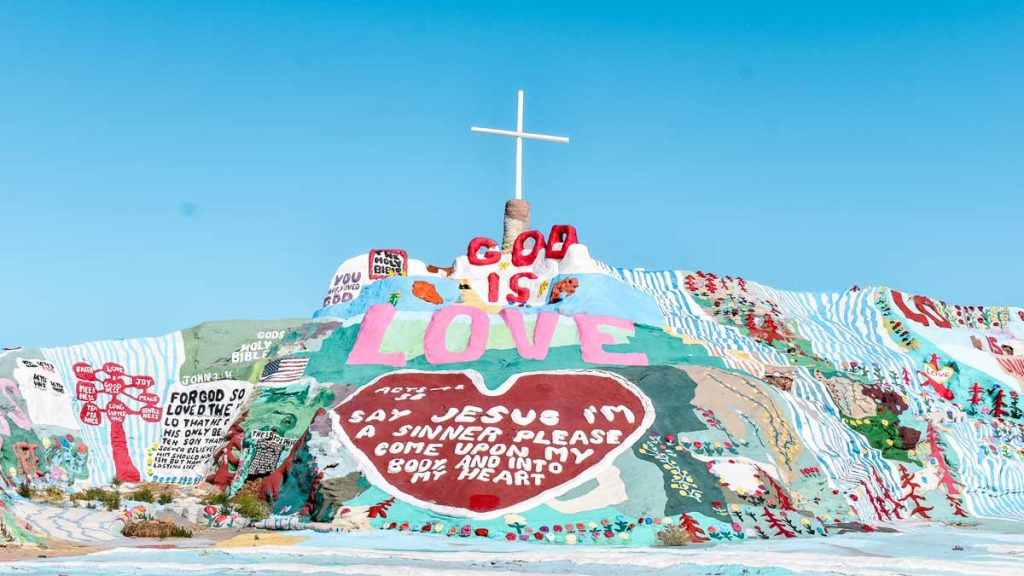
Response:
2,223,1023,547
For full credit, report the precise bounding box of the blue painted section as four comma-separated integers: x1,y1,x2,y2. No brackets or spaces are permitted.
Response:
314,276,462,319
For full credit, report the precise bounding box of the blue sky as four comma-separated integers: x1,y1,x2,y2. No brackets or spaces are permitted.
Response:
1,2,1021,346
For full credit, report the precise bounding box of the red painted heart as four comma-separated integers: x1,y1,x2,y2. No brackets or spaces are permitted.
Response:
335,369,654,518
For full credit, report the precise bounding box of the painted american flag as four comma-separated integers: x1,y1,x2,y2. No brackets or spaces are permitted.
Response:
260,357,309,384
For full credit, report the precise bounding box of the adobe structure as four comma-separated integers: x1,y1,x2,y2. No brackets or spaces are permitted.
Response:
2,216,1023,547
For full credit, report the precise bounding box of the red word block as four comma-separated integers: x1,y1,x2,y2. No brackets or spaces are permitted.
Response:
468,225,579,304
76,381,97,402
336,369,654,518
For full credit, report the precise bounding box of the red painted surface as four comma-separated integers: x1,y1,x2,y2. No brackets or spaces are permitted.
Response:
891,290,951,329
73,361,160,482
511,230,545,267
468,238,500,265
336,370,651,516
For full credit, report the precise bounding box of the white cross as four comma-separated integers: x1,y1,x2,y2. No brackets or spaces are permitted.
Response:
471,90,569,200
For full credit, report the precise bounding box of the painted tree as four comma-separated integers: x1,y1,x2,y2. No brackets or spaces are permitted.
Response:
872,467,904,519
898,464,933,519
989,387,1008,420
945,492,969,518
684,275,699,293
745,314,758,331
705,275,718,295
859,480,890,521
678,513,709,543
968,382,984,416
761,507,795,538
367,497,395,519
73,362,161,482
925,421,959,496
760,468,795,511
